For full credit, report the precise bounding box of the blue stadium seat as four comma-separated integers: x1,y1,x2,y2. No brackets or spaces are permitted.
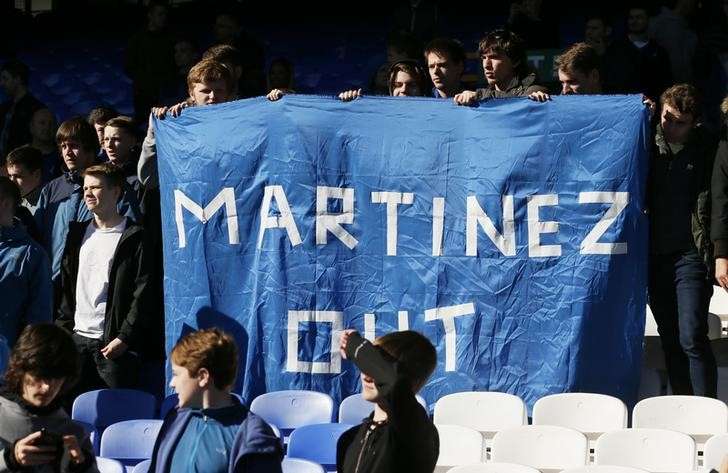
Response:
95,457,125,473
250,390,335,439
72,389,157,454
338,393,428,424
287,423,354,471
282,457,326,473
131,459,151,473
100,419,163,468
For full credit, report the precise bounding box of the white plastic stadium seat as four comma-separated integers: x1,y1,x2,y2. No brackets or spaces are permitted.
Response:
281,457,326,473
447,463,541,473
532,393,627,436
491,425,588,470
433,392,527,436
595,428,695,473
632,396,728,440
250,390,334,434
561,467,650,473
435,424,484,468
703,433,728,472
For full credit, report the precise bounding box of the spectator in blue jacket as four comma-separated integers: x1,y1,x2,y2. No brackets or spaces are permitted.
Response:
0,176,51,347
148,328,282,473
34,117,140,287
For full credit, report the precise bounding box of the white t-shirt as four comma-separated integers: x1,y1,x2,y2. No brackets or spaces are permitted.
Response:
74,219,126,339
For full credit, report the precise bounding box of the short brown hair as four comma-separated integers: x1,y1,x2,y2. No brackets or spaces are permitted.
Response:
478,29,529,78
4,324,80,396
424,37,466,65
56,116,100,155
104,116,137,137
556,42,600,76
171,328,238,390
661,84,701,119
6,145,43,173
87,107,118,126
186,59,235,95
388,60,428,96
82,163,125,191
375,330,436,392
202,44,242,68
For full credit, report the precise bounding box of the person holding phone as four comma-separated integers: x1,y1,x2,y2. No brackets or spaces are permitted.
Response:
0,323,97,472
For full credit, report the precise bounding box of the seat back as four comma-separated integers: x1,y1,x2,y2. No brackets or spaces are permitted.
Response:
561,467,650,473
532,393,628,434
250,390,334,434
72,389,157,429
99,420,163,466
433,392,527,435
132,459,152,473
95,457,126,473
338,393,427,424
702,433,728,471
632,396,728,437
491,425,588,470
595,428,695,472
287,423,354,469
435,424,484,467
282,457,326,473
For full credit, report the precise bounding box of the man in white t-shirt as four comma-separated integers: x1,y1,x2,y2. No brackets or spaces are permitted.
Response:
57,163,154,395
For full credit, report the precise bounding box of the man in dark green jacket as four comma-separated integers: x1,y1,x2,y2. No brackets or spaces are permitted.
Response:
56,163,158,396
649,84,718,397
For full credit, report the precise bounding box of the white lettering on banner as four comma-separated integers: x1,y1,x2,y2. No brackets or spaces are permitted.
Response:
371,191,414,256
527,194,561,257
286,310,343,374
432,197,445,257
173,186,632,255
316,186,358,249
174,188,239,248
424,303,476,372
466,196,516,256
579,192,629,255
257,185,302,248
363,311,411,341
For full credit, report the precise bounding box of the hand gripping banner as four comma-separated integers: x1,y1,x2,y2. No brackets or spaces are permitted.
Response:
156,95,650,410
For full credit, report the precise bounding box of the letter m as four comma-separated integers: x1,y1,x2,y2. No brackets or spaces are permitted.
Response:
174,188,239,248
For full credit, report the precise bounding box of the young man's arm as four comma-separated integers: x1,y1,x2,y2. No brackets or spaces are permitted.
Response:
115,232,152,349
712,138,728,290
138,114,159,189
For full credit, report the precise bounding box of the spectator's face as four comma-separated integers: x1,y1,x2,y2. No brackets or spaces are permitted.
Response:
482,50,516,87
7,163,40,196
558,68,599,95
0,71,20,96
83,174,120,215
30,109,57,144
189,79,231,106
147,5,167,31
391,71,421,97
360,371,381,402
170,362,203,408
628,8,649,35
93,123,106,147
660,104,695,144
214,15,240,44
427,52,463,94
585,19,609,46
60,140,95,171
104,126,137,165
174,41,197,69
21,373,65,407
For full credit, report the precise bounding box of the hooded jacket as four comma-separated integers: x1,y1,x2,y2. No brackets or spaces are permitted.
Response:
475,73,547,100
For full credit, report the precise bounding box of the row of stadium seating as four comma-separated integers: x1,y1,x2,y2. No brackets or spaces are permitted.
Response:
70,388,728,472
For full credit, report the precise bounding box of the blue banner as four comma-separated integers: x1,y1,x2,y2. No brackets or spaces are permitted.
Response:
156,95,650,410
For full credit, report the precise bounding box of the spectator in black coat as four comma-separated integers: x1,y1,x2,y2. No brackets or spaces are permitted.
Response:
0,60,45,163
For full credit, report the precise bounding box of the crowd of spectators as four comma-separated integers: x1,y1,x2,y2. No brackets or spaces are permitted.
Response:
0,0,728,471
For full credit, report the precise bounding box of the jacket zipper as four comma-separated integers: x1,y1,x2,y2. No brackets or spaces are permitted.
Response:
354,426,374,473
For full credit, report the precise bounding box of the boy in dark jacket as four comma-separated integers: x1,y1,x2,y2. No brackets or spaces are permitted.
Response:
649,84,718,397
148,328,282,473
337,329,438,473
56,163,154,395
